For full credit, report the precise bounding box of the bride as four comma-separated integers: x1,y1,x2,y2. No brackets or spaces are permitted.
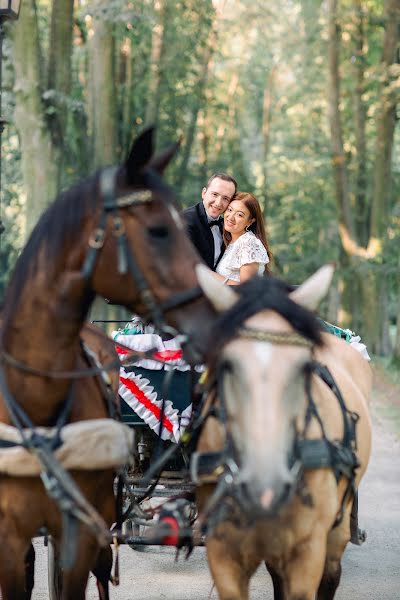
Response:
214,191,272,285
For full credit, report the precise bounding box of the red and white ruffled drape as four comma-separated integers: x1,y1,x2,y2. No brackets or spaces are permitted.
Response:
114,330,198,443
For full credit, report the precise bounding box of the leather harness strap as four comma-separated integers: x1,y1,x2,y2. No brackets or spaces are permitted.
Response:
190,355,360,533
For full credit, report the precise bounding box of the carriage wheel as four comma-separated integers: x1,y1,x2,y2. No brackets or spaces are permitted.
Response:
122,518,149,552
47,536,63,600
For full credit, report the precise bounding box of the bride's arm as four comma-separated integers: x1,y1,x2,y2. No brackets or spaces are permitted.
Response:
211,262,259,285
239,262,259,282
211,271,241,286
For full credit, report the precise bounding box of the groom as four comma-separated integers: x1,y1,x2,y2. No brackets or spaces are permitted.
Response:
183,172,237,270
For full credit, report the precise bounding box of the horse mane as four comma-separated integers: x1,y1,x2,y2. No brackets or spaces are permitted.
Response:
211,276,323,355
2,173,100,326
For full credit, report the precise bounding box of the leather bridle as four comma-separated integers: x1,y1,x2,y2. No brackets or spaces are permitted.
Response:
191,327,360,532
0,164,206,566
82,166,203,338
1,166,203,379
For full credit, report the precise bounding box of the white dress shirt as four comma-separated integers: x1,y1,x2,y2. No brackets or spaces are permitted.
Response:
207,216,223,267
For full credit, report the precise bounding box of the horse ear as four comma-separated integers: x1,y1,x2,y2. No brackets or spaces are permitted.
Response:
148,140,180,174
290,264,335,310
125,127,155,183
196,264,238,312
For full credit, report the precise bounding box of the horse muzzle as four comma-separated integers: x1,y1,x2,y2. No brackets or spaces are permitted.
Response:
238,459,302,517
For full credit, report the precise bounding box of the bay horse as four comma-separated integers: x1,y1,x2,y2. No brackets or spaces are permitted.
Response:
0,128,215,599
194,265,372,600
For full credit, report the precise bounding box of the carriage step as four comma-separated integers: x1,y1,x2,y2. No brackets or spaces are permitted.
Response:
131,486,194,497
123,534,205,547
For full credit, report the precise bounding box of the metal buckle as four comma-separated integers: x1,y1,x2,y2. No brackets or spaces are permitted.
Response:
112,216,125,237
88,228,105,249
190,451,201,485
224,457,240,486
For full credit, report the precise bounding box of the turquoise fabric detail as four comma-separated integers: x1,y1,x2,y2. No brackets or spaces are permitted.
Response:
322,320,353,343
113,325,142,339
123,327,142,335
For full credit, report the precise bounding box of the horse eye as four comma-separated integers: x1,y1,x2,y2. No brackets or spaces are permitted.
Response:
147,226,170,239
218,358,235,376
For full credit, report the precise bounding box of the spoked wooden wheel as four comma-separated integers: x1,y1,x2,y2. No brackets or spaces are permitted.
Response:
47,536,63,600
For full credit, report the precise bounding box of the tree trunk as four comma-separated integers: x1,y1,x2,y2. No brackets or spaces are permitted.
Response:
87,3,117,168
214,73,239,155
369,0,400,242
175,1,226,191
364,0,400,355
199,108,209,185
260,66,276,211
144,0,169,129
176,33,217,191
175,55,212,191
327,0,354,239
327,0,359,329
352,0,368,246
119,36,133,154
12,0,59,236
394,271,400,364
47,0,74,158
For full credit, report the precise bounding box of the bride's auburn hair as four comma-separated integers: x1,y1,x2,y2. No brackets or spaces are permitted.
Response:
223,191,273,274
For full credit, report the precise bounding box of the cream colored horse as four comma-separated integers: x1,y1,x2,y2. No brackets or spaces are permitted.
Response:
195,265,372,600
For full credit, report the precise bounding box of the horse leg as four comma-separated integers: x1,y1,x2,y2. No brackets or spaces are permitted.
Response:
0,538,32,600
92,546,113,600
317,559,342,600
24,543,35,599
265,563,284,600
206,536,254,600
281,528,327,600
61,532,100,600
317,505,351,600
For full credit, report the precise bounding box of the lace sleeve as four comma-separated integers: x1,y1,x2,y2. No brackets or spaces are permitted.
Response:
228,233,269,269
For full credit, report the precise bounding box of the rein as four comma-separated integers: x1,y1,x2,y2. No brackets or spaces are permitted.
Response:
0,347,121,379
0,360,112,566
0,339,174,379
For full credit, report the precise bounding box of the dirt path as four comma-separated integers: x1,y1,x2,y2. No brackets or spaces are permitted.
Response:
30,367,400,599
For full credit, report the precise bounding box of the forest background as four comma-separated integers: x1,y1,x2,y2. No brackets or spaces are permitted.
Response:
0,0,399,362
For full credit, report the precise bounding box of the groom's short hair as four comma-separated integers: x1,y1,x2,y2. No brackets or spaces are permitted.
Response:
206,172,237,194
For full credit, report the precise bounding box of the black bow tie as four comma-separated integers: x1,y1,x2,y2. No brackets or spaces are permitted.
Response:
208,219,221,228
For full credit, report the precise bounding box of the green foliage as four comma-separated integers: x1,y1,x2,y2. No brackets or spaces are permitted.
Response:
1,0,399,354
0,127,25,303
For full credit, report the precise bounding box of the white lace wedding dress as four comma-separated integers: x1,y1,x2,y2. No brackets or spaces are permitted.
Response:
216,231,269,282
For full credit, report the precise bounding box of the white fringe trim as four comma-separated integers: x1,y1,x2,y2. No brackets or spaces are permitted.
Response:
349,335,371,361
119,368,192,444
113,331,190,371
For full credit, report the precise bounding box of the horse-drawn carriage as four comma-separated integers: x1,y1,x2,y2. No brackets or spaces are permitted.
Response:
112,322,202,552
0,127,372,600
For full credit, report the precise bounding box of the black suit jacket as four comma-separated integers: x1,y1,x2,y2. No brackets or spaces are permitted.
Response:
183,202,224,271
